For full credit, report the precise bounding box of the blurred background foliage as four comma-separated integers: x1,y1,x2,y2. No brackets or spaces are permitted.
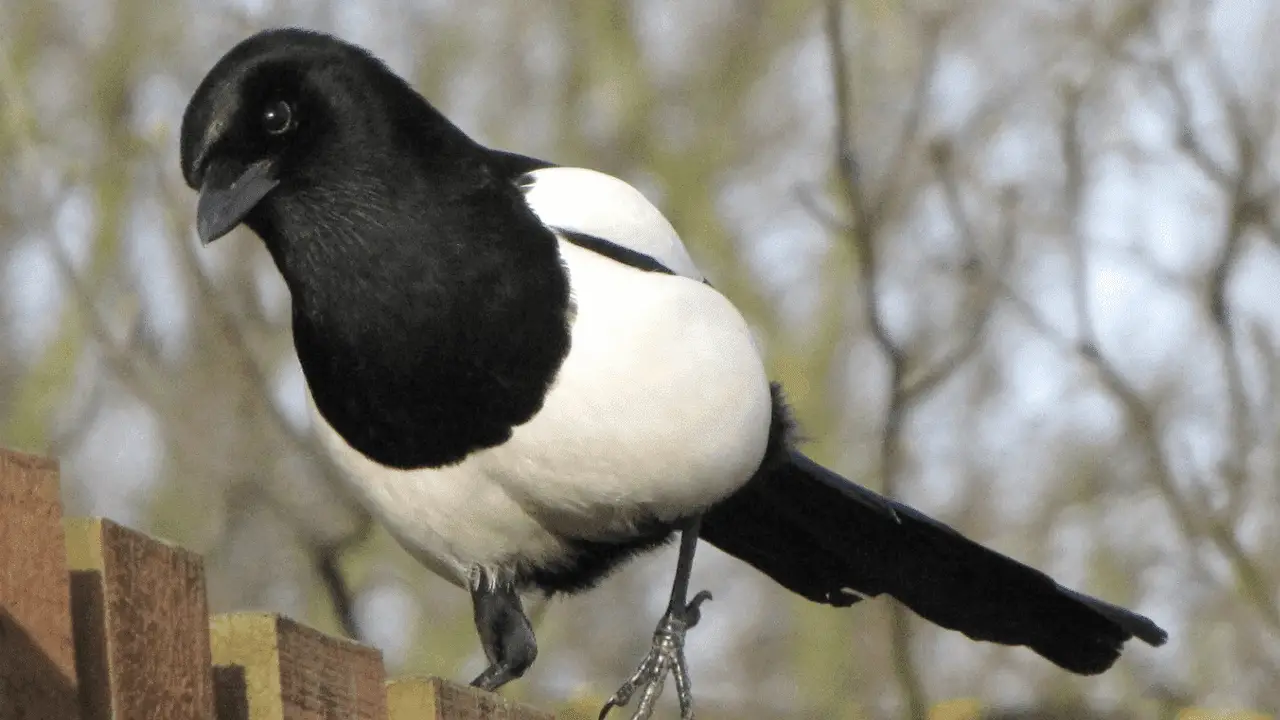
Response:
1,0,1277,718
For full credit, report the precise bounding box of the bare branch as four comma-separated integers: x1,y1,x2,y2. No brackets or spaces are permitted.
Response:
1152,59,1231,184
825,0,873,244
825,2,922,716
1060,82,1099,352
792,182,851,233
1054,81,1280,632
1147,37,1268,548
870,14,946,229
903,162,1015,403
1208,197,1254,517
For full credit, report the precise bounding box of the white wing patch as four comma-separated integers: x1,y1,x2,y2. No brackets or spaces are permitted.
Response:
520,167,704,281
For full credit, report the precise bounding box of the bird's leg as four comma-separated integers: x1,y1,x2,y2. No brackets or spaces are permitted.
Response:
468,568,538,692
600,516,712,720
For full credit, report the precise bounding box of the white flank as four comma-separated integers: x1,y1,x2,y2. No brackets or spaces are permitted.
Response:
310,168,772,586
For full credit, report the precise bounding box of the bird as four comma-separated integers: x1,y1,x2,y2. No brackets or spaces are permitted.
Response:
179,28,1168,720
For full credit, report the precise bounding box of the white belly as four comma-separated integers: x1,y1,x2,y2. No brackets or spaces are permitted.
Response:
310,239,773,585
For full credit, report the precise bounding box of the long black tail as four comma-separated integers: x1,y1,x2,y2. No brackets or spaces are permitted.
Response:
700,449,1168,675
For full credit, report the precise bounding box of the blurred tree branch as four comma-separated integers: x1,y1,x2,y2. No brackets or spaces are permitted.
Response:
1008,56,1280,636
824,3,996,718
824,2,923,715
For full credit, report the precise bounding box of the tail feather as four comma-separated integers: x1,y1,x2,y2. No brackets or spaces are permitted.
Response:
701,449,1168,675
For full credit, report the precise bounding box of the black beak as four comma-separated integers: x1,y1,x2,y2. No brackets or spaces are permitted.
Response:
196,159,279,245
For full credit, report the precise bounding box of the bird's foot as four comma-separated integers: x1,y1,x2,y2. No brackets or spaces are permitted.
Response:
599,590,713,720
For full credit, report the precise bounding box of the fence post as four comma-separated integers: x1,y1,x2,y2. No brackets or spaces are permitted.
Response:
0,449,79,720
211,612,387,720
387,676,554,720
63,517,215,719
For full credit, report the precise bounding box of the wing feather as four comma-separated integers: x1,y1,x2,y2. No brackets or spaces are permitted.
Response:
519,167,704,280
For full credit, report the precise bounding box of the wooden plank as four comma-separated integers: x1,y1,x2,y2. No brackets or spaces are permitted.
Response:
211,612,386,720
64,517,214,720
0,449,79,720
387,677,553,720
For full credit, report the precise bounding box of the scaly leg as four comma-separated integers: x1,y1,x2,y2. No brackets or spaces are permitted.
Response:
600,517,712,720
468,569,538,691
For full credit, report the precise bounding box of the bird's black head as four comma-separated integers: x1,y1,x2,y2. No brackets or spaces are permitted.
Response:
179,28,476,247
177,29,573,470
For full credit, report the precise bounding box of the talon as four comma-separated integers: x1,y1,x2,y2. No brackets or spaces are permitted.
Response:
600,518,709,720
600,607,705,720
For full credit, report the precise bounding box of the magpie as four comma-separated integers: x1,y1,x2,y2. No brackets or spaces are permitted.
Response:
179,28,1168,720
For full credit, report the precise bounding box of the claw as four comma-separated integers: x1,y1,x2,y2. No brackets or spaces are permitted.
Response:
598,652,658,720
599,589,711,720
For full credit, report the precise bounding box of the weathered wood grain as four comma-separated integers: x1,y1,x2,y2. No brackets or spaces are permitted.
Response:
211,612,385,720
64,517,214,719
387,676,553,720
0,449,79,720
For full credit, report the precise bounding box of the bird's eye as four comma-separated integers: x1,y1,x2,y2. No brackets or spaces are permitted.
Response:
261,100,294,135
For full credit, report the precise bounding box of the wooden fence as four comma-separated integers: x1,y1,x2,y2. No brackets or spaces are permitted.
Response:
1,446,1272,720
0,448,550,720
